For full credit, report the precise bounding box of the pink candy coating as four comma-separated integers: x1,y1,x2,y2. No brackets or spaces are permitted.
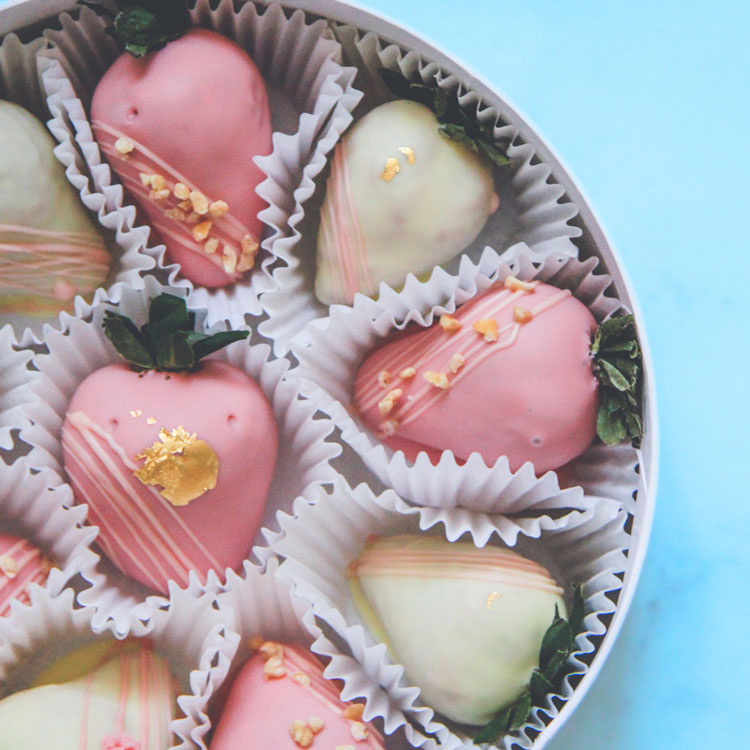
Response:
61,360,277,594
91,28,272,287
0,531,49,616
354,283,599,473
211,644,384,750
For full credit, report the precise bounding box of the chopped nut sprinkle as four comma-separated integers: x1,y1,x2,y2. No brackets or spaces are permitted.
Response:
192,220,212,242
350,722,369,741
290,719,314,748
293,671,311,686
473,318,498,342
398,146,416,164
173,182,190,200
151,174,167,190
378,388,403,416
164,208,186,222
263,656,286,679
149,188,170,202
222,246,238,274
439,314,461,332
379,418,399,436
241,234,259,256
258,641,284,660
377,370,391,388
209,199,229,218
513,306,533,323
237,249,255,272
178,199,193,211
114,137,134,156
139,172,152,187
399,366,416,380
0,554,18,578
248,635,265,651
204,238,219,255
189,190,209,215
380,156,401,182
449,353,465,373
185,211,201,224
424,371,450,390
342,704,364,720
504,275,538,293
308,716,325,734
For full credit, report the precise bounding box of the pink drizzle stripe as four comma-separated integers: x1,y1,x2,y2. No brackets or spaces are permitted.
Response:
117,652,130,734
357,287,571,432
92,121,255,278
0,540,47,616
78,671,95,750
62,411,222,589
319,142,373,301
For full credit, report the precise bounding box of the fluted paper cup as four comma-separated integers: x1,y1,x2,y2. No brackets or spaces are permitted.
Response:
259,26,582,354
273,477,628,750
0,324,35,452
290,243,639,525
41,0,362,329
0,584,233,750
0,31,152,346
16,276,341,634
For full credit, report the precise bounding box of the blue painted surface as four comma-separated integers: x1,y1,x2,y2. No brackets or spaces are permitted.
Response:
357,1,749,748
0,0,746,747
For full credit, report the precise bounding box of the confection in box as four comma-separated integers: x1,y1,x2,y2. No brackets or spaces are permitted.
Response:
0,1,658,749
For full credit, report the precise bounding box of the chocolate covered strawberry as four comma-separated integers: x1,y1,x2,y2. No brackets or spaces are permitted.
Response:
90,4,272,287
61,294,278,594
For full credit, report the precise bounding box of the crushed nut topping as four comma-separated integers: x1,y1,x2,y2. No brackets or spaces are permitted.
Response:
290,719,314,748
293,671,311,686
424,371,450,390
248,635,265,651
397,146,416,164
473,318,498,342
189,190,209,215
308,716,325,734
513,306,533,323
209,200,229,218
185,211,201,224
164,208,186,222
204,238,219,255
377,370,391,388
263,656,286,679
350,722,369,741
149,188,170,202
114,137,134,156
449,353,465,373
150,174,167,191
504,275,538,293
342,704,364,720
258,640,284,660
139,172,152,187
439,314,461,332
399,366,416,379
237,248,255,272
192,220,212,242
241,234,259,256
379,418,399,436
178,199,193,211
378,388,403,416
0,554,18,578
174,182,190,200
380,156,401,182
222,246,238,274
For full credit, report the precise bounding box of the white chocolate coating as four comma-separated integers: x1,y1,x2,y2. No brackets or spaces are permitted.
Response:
349,534,565,726
316,100,497,304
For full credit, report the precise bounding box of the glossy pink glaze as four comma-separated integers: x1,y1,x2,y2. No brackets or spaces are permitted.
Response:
354,283,599,473
211,643,384,750
61,360,277,594
0,532,50,616
91,28,272,287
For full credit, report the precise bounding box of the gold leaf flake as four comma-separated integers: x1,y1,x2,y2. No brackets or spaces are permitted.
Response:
129,409,142,418
398,146,415,164
486,591,502,610
133,426,218,506
379,156,401,182
146,417,157,425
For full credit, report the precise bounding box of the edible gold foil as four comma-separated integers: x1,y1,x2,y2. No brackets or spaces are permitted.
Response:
486,591,501,610
398,146,416,164
380,157,401,182
133,426,218,506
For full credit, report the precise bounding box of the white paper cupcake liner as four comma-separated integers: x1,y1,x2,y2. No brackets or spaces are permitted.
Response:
0,583,234,750
289,243,640,527
0,324,35,452
273,477,628,750
208,557,430,749
0,458,98,609
0,31,153,347
16,275,341,634
40,0,362,330
258,26,582,354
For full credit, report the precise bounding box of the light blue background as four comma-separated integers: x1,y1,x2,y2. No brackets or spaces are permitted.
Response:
0,0,746,748
358,1,749,748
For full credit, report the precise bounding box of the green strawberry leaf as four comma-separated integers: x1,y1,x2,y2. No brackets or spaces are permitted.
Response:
102,310,154,369
142,293,191,344
154,330,195,371
113,2,190,58
474,585,585,744
378,68,510,170
192,331,250,360
591,313,644,446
